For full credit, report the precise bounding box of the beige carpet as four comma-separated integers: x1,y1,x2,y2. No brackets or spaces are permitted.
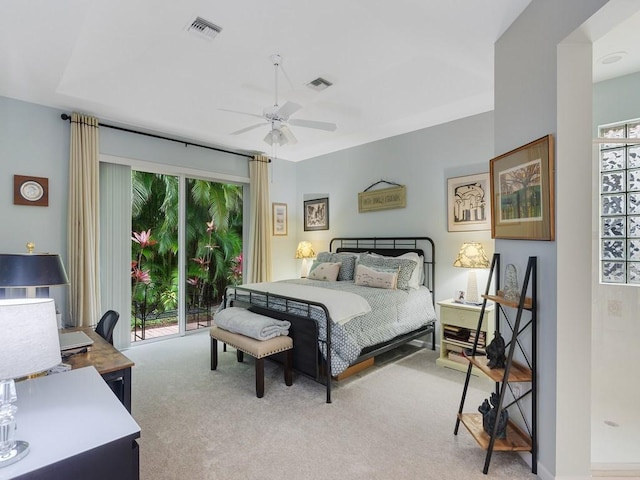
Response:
126,330,538,480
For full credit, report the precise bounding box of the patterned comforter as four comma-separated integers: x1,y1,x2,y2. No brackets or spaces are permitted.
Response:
223,279,436,375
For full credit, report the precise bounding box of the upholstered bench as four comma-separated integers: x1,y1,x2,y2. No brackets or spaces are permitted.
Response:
210,325,293,398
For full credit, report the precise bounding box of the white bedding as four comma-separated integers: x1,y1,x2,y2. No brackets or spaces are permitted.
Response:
235,282,372,325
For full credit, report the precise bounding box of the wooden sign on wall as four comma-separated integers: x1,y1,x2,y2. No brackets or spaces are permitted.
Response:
358,185,406,213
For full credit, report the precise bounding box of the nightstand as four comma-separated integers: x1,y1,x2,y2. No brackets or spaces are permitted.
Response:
436,299,495,375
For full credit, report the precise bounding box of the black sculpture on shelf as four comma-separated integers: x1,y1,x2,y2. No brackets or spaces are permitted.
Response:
485,331,506,369
478,392,509,439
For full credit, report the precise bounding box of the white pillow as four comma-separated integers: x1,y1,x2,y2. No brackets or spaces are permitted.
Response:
354,264,399,289
397,252,423,290
308,261,342,281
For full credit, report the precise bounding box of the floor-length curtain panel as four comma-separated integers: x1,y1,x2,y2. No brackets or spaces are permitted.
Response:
248,155,272,283
68,112,101,327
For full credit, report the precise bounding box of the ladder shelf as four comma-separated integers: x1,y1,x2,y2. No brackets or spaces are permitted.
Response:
453,254,537,475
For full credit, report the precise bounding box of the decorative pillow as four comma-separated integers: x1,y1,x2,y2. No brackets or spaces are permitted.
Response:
316,252,357,281
357,253,417,291
369,252,424,289
307,261,342,281
354,264,398,289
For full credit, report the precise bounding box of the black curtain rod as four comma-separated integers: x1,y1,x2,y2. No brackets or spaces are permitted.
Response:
60,113,256,160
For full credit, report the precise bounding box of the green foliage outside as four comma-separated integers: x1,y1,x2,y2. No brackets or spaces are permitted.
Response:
130,172,243,335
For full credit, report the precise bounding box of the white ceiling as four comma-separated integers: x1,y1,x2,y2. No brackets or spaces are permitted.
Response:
0,1,638,162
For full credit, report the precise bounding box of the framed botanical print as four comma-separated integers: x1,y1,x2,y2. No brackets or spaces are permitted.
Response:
490,134,555,240
447,173,490,232
272,202,287,236
303,197,329,231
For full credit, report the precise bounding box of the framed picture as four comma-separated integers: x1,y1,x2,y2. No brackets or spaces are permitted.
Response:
490,134,555,240
447,173,490,232
272,202,287,236
13,175,49,207
303,197,329,231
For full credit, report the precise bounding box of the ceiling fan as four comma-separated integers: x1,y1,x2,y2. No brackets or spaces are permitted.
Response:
221,54,337,146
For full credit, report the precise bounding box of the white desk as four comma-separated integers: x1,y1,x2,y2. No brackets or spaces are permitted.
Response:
1,367,140,480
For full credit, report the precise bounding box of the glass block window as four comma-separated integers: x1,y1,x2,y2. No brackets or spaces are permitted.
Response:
599,119,640,284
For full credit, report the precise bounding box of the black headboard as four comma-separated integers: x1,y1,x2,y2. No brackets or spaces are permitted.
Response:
329,237,435,300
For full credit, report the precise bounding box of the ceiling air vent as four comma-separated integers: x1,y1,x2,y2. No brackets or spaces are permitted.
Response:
187,17,222,40
306,77,333,92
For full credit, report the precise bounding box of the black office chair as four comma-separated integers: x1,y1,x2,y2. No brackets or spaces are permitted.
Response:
95,310,120,345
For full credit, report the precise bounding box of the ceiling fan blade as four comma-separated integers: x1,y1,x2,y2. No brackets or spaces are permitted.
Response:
219,108,264,120
276,101,302,120
288,118,337,132
230,123,265,135
280,125,298,145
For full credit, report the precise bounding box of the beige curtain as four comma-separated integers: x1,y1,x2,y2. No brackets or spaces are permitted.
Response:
68,112,101,326
248,155,272,283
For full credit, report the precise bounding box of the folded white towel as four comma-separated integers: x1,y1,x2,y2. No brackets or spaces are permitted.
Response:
214,307,290,341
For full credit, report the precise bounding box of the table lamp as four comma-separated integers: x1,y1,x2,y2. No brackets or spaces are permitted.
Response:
295,241,316,278
0,298,62,467
453,242,489,304
0,243,69,298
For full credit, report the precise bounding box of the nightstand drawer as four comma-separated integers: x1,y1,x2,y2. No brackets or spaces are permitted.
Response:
440,305,486,330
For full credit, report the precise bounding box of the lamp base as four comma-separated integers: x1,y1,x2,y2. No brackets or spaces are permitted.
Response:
300,258,312,278
0,440,29,468
466,270,481,304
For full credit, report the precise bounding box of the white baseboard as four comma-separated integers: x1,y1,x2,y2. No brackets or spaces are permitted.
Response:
592,463,640,478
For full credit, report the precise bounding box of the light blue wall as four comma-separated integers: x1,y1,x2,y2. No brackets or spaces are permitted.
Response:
293,111,495,304
593,71,640,129
100,126,249,179
270,157,298,280
0,96,70,317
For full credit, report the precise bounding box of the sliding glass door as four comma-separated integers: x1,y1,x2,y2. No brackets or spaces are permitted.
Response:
184,178,243,332
130,171,242,342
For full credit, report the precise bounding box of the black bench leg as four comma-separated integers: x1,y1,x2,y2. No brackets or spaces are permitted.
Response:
237,350,244,363
255,358,265,398
210,338,218,370
285,349,293,386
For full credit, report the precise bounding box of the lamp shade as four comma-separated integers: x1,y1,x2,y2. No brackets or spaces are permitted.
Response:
295,241,316,259
0,254,69,287
453,242,489,269
0,298,61,380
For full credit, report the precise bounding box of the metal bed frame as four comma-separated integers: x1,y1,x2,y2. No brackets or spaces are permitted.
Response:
223,236,436,403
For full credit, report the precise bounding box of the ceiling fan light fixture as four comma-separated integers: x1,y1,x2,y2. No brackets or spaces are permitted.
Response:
264,129,286,146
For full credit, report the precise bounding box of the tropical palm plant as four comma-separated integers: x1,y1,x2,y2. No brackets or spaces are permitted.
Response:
131,171,243,336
